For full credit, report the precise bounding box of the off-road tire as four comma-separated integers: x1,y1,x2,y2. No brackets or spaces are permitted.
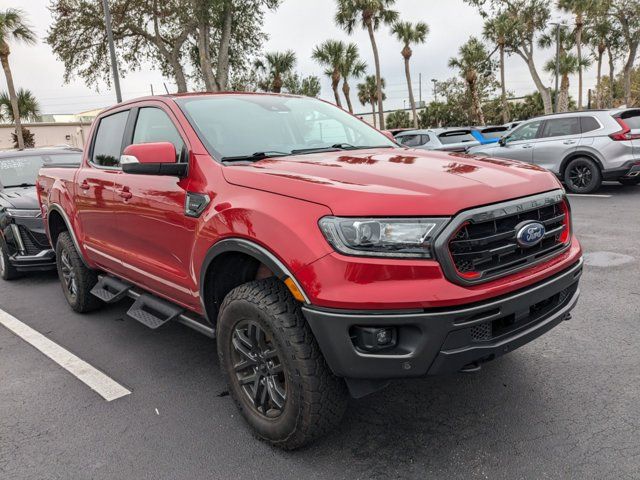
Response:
618,177,640,186
55,232,102,313
563,157,602,194
0,239,20,281
217,278,348,450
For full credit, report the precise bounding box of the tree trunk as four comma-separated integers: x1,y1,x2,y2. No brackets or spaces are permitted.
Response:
404,54,418,129
366,20,385,129
499,43,509,124
576,14,583,110
623,42,639,107
215,0,233,91
172,59,188,93
470,82,485,125
273,75,282,93
342,81,353,113
197,22,216,91
596,47,603,109
607,44,616,107
559,74,570,112
0,49,23,149
332,70,342,108
518,51,553,114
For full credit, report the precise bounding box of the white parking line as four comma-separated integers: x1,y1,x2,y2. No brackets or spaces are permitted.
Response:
566,194,612,198
0,308,131,402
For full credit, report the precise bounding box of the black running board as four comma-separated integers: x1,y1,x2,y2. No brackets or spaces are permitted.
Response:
92,275,215,338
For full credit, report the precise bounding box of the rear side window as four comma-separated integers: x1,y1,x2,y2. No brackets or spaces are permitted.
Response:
398,134,425,147
580,117,600,133
540,117,581,138
132,108,185,162
619,110,640,129
92,111,129,167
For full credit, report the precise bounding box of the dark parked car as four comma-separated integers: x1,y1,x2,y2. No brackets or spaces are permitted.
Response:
0,147,82,280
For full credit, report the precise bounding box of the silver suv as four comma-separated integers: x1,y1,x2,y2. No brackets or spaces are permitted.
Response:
467,109,640,193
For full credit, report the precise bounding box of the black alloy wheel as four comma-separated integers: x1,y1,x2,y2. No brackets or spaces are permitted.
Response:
564,157,602,194
231,320,287,418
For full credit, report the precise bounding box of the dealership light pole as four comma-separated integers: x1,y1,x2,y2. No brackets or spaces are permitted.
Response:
102,0,122,103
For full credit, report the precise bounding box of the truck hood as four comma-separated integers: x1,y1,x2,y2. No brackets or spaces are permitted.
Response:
0,186,39,210
222,148,562,216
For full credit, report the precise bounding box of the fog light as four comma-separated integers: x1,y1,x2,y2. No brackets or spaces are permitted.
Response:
352,326,397,352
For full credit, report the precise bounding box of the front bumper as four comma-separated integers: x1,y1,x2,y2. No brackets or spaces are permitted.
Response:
1,217,56,272
303,258,582,381
10,249,56,271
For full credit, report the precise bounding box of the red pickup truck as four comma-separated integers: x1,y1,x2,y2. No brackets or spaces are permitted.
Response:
38,93,583,449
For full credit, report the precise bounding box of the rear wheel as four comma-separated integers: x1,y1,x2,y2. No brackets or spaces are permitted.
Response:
55,232,102,313
0,240,20,281
217,278,348,450
564,157,602,194
618,177,640,186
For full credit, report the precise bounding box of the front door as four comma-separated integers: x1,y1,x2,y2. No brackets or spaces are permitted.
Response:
114,105,199,309
496,120,543,163
75,109,129,271
533,117,581,174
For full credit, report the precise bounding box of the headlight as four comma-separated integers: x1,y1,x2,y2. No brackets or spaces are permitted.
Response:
318,216,449,258
5,208,42,218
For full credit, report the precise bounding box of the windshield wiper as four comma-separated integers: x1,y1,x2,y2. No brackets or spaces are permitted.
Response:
292,144,395,155
4,183,36,188
221,151,290,163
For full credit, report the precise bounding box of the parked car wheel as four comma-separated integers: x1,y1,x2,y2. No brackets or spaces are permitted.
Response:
564,157,602,194
55,232,102,313
217,277,348,450
0,239,20,281
618,177,640,186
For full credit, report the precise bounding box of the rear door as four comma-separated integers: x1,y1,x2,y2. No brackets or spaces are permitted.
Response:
494,120,543,163
114,104,198,308
76,109,129,271
533,117,581,173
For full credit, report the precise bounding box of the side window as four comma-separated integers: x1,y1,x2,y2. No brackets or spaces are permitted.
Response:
132,107,185,161
398,134,424,147
508,120,542,142
540,117,581,138
421,134,431,144
92,111,129,167
580,116,600,133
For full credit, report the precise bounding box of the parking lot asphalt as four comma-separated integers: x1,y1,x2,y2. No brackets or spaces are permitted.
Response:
1,183,639,480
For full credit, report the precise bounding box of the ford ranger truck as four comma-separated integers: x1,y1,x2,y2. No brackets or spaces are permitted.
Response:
37,93,583,449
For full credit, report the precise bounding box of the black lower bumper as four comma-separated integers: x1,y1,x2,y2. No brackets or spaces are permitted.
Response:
10,249,56,271
303,259,583,383
602,161,640,180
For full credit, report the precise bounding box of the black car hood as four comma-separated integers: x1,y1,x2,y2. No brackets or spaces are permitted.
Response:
0,186,39,209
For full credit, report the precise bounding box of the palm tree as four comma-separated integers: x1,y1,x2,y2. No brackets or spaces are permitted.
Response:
558,0,595,110
0,9,36,150
448,37,491,125
357,75,386,128
312,40,346,107
0,88,40,122
586,8,612,108
340,43,367,113
391,21,429,128
335,0,399,129
254,51,297,93
483,12,513,124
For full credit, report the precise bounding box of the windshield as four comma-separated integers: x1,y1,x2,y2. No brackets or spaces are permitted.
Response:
0,152,81,188
177,95,396,160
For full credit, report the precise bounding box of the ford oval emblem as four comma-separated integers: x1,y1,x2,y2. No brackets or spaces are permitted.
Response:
516,222,546,248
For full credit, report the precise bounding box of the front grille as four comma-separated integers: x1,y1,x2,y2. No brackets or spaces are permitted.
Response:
17,226,49,255
448,199,569,282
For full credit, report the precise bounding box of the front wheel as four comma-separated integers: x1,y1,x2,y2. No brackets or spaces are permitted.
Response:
0,240,20,281
55,232,102,313
217,278,348,450
563,157,602,194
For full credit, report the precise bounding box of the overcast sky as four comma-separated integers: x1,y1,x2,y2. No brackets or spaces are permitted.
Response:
5,0,597,115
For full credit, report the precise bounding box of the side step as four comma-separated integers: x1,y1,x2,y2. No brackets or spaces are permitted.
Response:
91,276,132,303
126,294,183,330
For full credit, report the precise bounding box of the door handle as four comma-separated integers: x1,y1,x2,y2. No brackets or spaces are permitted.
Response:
118,187,132,200
522,144,533,149
563,140,576,145
79,181,90,190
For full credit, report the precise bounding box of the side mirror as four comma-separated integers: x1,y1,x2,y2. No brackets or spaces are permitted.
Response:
498,136,508,147
121,142,187,176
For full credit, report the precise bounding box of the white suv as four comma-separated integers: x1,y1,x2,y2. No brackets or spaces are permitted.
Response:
468,109,640,193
